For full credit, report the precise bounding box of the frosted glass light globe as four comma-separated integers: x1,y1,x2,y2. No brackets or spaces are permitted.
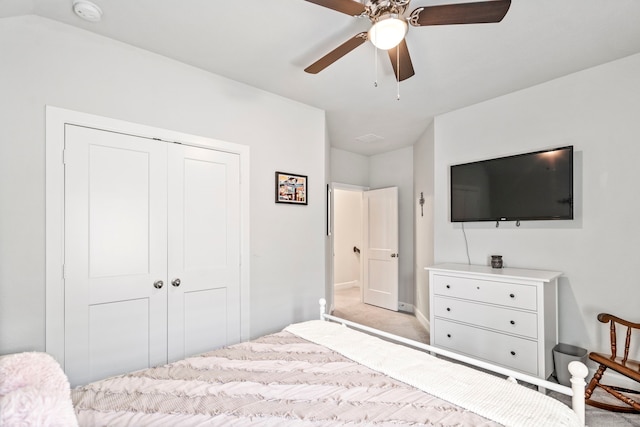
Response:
368,14,408,50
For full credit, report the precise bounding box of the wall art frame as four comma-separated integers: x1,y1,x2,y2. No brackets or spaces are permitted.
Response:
275,171,308,205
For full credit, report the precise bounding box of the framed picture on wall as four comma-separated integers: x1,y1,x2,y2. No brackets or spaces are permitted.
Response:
275,171,308,205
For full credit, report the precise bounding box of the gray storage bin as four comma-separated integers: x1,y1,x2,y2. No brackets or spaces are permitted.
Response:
553,343,588,386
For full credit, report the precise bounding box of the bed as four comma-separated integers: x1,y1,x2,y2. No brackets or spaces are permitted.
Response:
71,299,588,426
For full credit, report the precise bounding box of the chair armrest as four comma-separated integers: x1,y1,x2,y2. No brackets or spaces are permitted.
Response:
597,313,640,329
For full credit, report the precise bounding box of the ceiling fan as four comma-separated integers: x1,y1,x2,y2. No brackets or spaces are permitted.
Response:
304,0,511,81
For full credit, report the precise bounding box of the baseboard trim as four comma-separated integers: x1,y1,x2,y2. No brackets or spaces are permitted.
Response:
415,308,430,332
334,280,359,290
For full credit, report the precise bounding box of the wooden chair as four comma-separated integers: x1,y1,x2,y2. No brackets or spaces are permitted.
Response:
585,313,640,413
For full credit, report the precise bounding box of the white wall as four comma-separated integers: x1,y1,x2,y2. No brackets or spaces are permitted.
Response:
413,122,435,327
433,52,640,355
331,147,369,187
0,15,326,354
369,147,414,306
333,189,362,287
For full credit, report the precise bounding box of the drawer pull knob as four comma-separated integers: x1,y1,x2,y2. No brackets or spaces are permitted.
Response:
446,285,451,289
509,293,515,298
510,320,515,325
446,307,451,312
510,351,516,356
447,334,451,338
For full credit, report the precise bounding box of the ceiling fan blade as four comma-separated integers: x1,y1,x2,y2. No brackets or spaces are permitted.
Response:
387,39,415,82
304,0,366,16
305,32,368,74
409,0,511,26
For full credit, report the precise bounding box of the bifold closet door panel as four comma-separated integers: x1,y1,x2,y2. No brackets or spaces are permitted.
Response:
167,144,241,362
64,125,168,386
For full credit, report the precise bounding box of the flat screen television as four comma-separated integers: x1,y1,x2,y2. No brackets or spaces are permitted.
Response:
450,146,573,222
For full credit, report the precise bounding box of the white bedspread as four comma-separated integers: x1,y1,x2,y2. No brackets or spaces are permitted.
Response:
73,326,501,426
286,320,580,427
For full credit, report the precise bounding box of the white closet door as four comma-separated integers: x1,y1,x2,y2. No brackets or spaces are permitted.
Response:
64,125,168,386
167,144,241,362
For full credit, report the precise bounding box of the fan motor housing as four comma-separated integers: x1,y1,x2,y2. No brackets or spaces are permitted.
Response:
366,0,409,20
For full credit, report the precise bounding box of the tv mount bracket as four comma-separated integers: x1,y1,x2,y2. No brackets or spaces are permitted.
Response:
495,220,521,228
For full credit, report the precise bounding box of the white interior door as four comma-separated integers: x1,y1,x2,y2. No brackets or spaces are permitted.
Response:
362,187,399,311
64,125,168,386
167,144,241,361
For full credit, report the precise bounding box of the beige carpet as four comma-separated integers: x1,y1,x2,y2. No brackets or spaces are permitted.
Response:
333,286,429,343
333,286,640,427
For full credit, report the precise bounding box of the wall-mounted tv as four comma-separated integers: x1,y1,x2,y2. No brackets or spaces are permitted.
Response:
450,146,573,222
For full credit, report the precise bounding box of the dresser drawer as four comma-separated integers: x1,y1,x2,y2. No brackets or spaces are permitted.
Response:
433,296,538,339
433,318,538,376
432,274,537,311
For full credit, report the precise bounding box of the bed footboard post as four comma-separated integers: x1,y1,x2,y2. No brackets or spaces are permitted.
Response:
319,298,327,320
568,361,588,427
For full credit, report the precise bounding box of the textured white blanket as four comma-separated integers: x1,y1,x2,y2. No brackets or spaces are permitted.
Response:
286,320,580,427
74,328,499,426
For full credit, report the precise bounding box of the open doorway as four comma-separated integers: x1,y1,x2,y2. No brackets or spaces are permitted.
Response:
332,185,365,313
331,183,429,343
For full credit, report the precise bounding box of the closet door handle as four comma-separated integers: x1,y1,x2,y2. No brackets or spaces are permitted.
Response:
171,278,181,287
153,280,164,289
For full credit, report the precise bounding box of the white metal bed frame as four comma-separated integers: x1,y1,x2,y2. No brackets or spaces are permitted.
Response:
318,298,588,426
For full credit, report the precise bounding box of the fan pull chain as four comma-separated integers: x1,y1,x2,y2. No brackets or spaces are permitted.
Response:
396,45,401,100
374,45,378,87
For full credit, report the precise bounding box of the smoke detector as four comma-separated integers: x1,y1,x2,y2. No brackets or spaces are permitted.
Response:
73,0,102,22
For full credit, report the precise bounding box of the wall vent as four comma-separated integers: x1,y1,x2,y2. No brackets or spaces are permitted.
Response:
355,133,384,144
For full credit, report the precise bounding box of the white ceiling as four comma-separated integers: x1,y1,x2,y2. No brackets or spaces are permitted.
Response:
4,0,640,156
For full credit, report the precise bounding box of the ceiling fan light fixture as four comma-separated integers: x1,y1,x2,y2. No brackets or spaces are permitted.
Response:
368,14,408,50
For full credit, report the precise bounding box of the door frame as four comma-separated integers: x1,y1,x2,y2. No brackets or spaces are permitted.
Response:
329,182,368,313
45,106,250,368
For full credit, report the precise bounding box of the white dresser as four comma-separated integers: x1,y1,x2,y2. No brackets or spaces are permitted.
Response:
426,263,562,379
